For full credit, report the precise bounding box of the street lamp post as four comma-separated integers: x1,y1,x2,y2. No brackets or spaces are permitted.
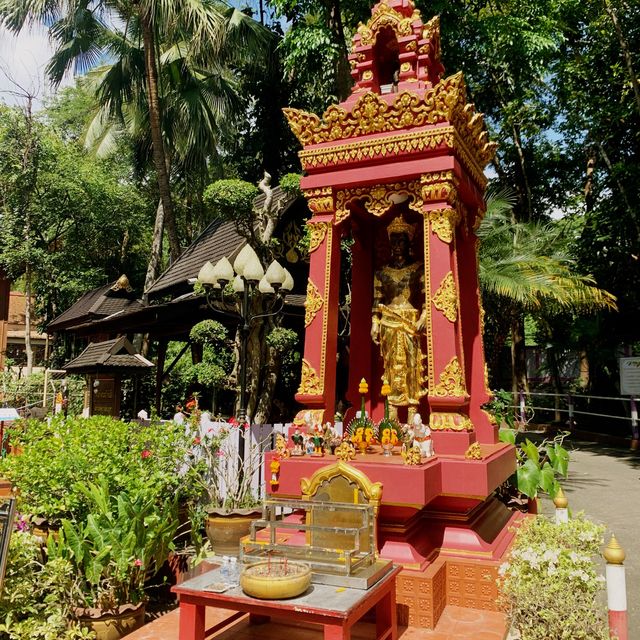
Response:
197,244,294,423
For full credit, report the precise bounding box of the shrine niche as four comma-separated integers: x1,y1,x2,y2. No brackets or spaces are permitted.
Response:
285,0,497,444
272,1,521,629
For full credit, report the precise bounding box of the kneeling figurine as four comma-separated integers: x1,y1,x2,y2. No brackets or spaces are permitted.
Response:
410,413,434,458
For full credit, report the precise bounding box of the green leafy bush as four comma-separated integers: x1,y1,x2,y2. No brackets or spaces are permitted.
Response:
47,479,179,609
203,179,259,221
278,173,302,198
499,515,608,639
0,415,200,523
0,531,92,639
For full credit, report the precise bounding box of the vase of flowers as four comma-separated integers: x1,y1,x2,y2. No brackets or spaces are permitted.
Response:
189,417,271,556
346,379,377,455
377,380,403,456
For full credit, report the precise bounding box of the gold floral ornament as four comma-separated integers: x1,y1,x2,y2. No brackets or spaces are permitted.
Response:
298,359,323,396
429,208,460,244
355,0,417,47
431,357,467,397
429,412,473,431
307,221,330,253
304,279,323,327
401,445,422,465
464,442,482,460
358,378,369,395
335,440,356,461
432,272,458,322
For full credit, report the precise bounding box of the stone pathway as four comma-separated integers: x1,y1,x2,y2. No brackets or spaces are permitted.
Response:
539,438,640,639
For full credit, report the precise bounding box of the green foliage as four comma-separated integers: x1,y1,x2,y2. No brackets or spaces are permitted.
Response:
0,416,200,523
0,531,92,639
203,179,260,222
484,390,516,429
278,173,302,198
498,515,608,639
47,479,179,609
266,327,298,354
189,320,228,347
498,430,570,499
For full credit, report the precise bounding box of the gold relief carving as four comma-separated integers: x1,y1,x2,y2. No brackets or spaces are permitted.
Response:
362,70,373,81
429,412,474,432
482,408,497,427
422,14,439,41
433,272,458,322
464,442,483,459
284,71,496,171
356,1,416,47
298,128,454,170
400,62,411,73
307,221,330,253
405,40,417,51
431,357,467,397
307,197,333,213
298,359,323,396
304,279,323,327
429,208,460,244
349,58,358,69
335,181,423,224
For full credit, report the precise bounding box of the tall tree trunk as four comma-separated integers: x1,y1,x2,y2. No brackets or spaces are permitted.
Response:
143,199,165,303
325,0,351,101
604,0,640,118
24,262,33,376
140,14,181,264
510,314,529,396
584,146,597,213
511,123,533,221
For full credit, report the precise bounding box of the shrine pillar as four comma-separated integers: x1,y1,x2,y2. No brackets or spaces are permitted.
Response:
295,192,341,421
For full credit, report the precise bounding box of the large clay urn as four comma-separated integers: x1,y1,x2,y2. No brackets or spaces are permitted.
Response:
205,508,261,557
75,602,145,640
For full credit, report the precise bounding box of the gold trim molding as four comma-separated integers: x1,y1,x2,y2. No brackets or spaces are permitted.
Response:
429,411,474,432
283,73,496,169
298,359,323,396
433,272,458,322
300,461,383,515
356,2,418,47
335,180,423,224
431,356,467,397
307,221,330,253
304,279,323,327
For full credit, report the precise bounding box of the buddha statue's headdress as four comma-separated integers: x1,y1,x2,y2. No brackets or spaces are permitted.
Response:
387,216,416,241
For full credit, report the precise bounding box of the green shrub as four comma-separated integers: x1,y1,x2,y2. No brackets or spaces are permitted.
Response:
0,531,92,639
499,515,608,639
0,415,201,523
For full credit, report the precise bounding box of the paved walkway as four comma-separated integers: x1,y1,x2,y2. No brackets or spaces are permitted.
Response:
539,437,640,639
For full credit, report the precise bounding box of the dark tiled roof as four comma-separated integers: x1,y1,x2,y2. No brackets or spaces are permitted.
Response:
48,280,141,332
64,336,153,372
147,186,297,299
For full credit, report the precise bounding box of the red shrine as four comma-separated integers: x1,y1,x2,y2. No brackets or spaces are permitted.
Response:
266,0,522,629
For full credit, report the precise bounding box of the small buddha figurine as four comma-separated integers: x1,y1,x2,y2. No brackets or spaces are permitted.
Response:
410,413,434,458
291,427,305,456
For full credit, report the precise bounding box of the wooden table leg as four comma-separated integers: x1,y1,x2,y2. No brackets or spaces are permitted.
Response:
376,582,397,640
249,613,270,625
323,622,348,639
178,601,206,640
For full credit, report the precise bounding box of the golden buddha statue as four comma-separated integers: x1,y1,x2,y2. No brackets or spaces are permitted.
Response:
370,216,427,418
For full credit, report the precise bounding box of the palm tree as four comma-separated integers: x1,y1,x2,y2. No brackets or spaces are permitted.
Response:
478,188,617,394
1,0,269,265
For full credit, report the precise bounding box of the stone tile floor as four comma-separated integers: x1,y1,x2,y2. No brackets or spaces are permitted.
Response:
127,605,507,639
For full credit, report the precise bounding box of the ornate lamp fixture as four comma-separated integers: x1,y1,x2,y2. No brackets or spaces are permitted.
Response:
197,245,293,423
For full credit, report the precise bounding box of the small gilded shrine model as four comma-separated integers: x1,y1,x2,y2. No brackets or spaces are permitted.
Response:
266,0,521,630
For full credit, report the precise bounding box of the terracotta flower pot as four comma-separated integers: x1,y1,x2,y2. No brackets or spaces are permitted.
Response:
205,508,261,557
75,602,145,640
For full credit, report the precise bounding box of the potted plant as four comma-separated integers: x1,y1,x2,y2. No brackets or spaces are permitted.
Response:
187,417,271,556
47,478,179,640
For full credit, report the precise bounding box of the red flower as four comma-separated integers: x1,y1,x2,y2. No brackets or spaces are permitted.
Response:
228,416,238,426
141,449,152,459
134,559,143,567
193,436,201,445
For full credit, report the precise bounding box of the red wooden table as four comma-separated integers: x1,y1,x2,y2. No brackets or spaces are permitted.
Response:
171,565,401,640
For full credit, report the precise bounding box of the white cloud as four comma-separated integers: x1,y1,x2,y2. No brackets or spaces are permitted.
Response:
0,24,73,109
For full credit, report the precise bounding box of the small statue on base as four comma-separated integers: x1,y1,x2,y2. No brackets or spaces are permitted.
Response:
409,413,434,458
310,427,325,456
291,427,305,456
275,433,290,458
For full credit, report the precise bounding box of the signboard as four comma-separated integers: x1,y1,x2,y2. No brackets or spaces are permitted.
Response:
619,357,640,396
0,498,15,594
0,408,19,421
